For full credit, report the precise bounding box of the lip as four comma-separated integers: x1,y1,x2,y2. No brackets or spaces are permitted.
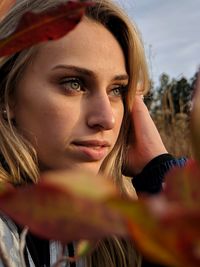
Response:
71,140,110,161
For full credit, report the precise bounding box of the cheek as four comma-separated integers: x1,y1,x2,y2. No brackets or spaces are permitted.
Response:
14,91,80,147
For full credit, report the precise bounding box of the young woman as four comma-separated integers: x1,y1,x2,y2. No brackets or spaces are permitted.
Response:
0,0,186,266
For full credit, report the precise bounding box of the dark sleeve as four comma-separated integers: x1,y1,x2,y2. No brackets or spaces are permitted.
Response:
132,153,187,194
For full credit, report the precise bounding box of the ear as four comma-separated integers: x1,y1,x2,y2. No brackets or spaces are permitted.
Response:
0,104,13,121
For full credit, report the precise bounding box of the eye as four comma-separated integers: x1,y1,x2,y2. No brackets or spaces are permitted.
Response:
112,87,122,96
59,78,84,94
110,85,128,97
70,80,81,90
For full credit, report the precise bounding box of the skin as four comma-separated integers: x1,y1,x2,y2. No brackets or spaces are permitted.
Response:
125,95,167,176
10,18,128,174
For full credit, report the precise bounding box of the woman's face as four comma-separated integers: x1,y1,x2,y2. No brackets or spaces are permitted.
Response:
11,18,128,174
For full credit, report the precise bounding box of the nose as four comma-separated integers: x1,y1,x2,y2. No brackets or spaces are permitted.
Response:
87,94,115,130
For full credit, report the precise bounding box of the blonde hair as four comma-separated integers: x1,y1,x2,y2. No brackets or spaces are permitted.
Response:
0,0,149,266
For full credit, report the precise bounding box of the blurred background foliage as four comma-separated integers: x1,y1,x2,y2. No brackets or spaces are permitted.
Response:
145,71,198,158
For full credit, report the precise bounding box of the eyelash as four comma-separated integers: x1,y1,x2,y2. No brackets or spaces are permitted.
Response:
59,77,128,98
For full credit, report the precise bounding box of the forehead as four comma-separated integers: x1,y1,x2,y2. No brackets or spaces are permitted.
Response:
31,18,127,76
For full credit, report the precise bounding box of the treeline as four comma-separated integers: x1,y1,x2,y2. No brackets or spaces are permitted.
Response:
145,71,199,157
146,71,198,117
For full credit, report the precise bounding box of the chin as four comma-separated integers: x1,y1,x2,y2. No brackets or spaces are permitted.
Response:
39,159,102,176
74,162,102,175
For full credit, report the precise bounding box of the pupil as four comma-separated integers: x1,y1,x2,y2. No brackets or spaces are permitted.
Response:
71,82,79,89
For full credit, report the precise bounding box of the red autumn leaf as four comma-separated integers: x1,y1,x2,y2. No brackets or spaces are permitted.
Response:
107,161,200,267
1,162,199,267
0,0,15,22
108,197,200,267
108,198,186,267
0,1,92,57
164,159,200,208
129,199,200,267
0,170,127,243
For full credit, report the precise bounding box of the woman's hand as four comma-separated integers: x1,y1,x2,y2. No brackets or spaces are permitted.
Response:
123,95,167,176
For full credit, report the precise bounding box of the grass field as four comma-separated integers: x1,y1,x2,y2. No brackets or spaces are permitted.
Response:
152,111,192,158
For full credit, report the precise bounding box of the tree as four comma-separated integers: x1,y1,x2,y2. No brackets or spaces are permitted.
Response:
150,73,194,118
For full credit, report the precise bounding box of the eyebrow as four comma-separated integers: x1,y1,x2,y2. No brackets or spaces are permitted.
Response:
52,65,129,81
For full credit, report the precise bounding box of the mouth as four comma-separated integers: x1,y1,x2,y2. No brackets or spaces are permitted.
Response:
71,140,110,161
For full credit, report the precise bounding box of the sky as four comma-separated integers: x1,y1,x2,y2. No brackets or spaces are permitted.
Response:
116,0,200,86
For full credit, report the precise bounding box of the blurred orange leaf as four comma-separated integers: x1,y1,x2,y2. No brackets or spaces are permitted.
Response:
0,1,91,57
0,0,15,22
0,162,200,267
108,198,185,267
0,170,127,243
164,160,200,208
108,161,200,267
